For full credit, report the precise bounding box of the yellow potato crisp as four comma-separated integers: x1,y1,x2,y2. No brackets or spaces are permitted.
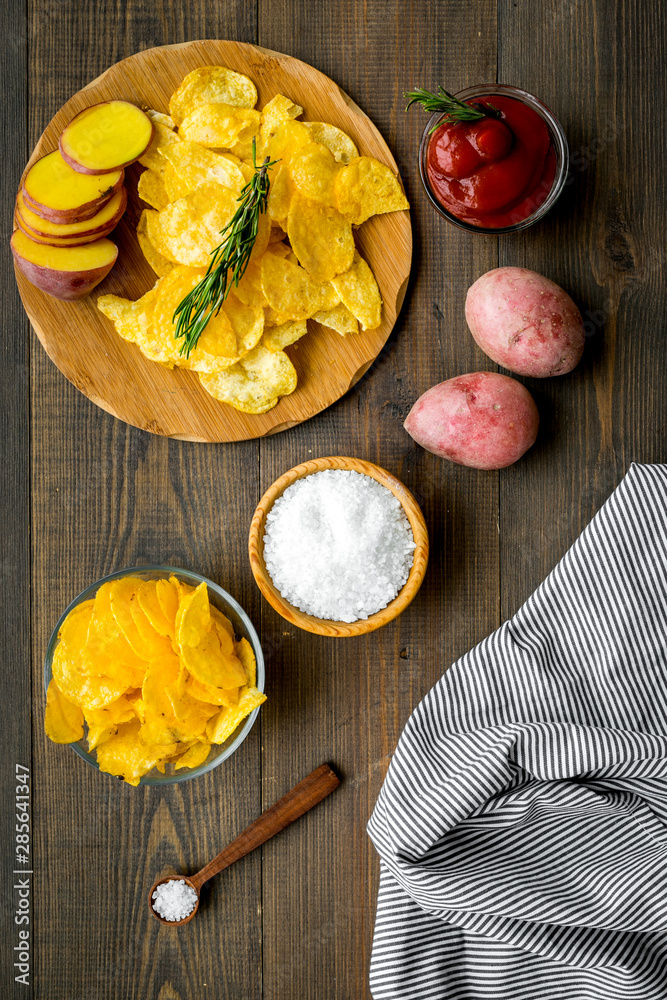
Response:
334,155,409,225
331,250,382,330
169,66,258,126
287,193,354,283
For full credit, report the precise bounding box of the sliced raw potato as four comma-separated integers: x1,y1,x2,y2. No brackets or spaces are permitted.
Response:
14,212,112,247
289,142,342,208
138,121,181,177
287,193,354,283
59,101,153,173
148,182,238,267
330,250,382,330
137,169,169,211
334,155,409,225
44,679,84,743
136,210,175,278
262,318,308,352
12,229,118,300
199,343,297,414
16,186,126,240
169,66,258,126
97,284,159,347
179,103,260,148
260,252,339,320
302,121,358,164
312,302,359,335
22,150,123,222
162,140,246,195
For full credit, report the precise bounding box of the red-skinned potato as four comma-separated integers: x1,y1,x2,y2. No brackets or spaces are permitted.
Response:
404,371,539,470
465,267,585,377
11,229,118,300
22,150,123,223
59,101,154,174
16,186,127,242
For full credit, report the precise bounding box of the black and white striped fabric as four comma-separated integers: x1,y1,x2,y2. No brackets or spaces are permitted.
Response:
368,463,667,999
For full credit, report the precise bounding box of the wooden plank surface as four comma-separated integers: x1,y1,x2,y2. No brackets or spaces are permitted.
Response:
2,0,662,998
0,2,30,999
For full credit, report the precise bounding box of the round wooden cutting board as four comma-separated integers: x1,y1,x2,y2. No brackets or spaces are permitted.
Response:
15,40,412,442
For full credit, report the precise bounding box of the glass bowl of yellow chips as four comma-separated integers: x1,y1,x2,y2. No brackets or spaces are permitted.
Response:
43,566,265,786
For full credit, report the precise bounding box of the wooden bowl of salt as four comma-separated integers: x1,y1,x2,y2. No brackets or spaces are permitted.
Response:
248,456,429,637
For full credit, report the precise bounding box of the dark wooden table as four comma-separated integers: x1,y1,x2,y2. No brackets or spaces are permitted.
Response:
2,1,665,997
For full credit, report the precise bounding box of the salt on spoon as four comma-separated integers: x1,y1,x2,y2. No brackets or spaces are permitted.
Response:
149,764,340,926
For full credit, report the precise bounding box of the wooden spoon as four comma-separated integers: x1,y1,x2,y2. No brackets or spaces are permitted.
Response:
148,762,340,926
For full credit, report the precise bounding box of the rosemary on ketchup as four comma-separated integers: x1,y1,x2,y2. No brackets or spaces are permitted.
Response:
406,86,557,229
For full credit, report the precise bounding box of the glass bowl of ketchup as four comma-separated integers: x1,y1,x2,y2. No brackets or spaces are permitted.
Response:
419,84,568,234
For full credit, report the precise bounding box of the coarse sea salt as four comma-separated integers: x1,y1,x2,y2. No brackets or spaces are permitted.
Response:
151,879,198,921
263,469,416,623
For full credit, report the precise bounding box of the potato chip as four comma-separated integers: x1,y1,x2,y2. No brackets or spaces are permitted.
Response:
330,250,382,330
52,642,129,710
199,343,297,413
95,719,176,786
145,108,176,130
169,66,258,127
260,119,310,164
109,577,152,659
44,679,84,743
177,582,211,648
287,194,354,283
136,210,175,278
173,741,212,770
259,93,303,143
85,582,147,688
302,121,358,164
58,600,95,649
334,155,409,225
266,163,293,224
206,687,267,744
163,162,191,202
162,140,246,195
289,142,342,208
260,252,338,319
138,169,169,211
236,637,257,687
138,121,181,177
179,103,261,149
98,283,160,344
156,578,180,632
210,606,235,640
137,581,173,638
312,302,359,335
262,318,308,352
129,593,173,658
84,693,137,750
268,225,286,245
149,182,239,267
185,673,239,708
233,258,268,308
180,612,247,689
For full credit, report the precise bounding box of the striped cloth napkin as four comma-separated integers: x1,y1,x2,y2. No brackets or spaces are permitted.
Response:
368,463,667,1000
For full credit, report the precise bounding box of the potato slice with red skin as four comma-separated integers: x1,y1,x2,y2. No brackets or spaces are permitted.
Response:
11,229,118,301
59,101,154,174
16,186,127,241
22,149,123,223
14,211,113,247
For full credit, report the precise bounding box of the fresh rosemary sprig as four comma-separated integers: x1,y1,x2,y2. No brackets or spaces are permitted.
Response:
172,138,278,358
404,87,500,133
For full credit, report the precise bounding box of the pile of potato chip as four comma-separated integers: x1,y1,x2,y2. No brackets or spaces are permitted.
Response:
97,65,409,414
44,574,266,785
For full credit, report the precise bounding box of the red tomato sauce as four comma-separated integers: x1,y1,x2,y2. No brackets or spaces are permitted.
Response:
426,95,557,228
